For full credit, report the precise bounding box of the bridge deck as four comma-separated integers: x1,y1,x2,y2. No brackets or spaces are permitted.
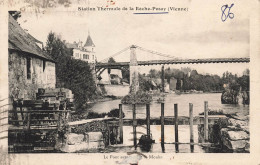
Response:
96,57,250,68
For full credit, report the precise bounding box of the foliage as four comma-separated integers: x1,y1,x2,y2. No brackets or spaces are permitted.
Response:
87,109,125,119
221,70,249,104
107,108,125,118
87,112,107,119
121,90,152,104
138,73,154,91
145,67,249,93
108,57,116,63
45,32,96,111
121,67,130,83
199,110,225,115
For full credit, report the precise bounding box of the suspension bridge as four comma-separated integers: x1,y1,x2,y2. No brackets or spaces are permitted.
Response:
96,45,250,69
95,45,250,93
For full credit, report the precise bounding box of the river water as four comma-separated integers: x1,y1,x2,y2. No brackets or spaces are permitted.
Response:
88,93,249,153
89,93,249,119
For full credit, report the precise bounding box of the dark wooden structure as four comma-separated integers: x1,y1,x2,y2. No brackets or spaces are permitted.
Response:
8,89,73,153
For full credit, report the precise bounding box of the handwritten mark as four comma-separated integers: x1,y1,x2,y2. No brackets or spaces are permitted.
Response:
106,0,115,7
134,12,169,15
221,4,234,22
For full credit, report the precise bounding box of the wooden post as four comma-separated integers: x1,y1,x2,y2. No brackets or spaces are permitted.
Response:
204,101,209,142
161,65,165,92
161,103,164,144
174,104,179,152
133,104,137,149
115,127,118,145
19,100,24,121
13,101,19,126
58,111,61,130
108,126,111,146
119,104,123,144
27,110,31,131
189,103,194,152
146,104,151,138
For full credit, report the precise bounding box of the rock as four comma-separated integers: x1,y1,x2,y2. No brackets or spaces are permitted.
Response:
234,113,249,121
86,132,103,142
245,141,250,152
226,131,249,140
240,126,249,134
221,128,249,151
66,133,84,145
61,132,105,152
221,128,249,140
61,141,89,153
228,118,248,127
221,90,238,104
227,140,247,151
88,141,105,150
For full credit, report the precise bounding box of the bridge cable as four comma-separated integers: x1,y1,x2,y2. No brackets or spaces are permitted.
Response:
135,45,182,59
99,46,131,63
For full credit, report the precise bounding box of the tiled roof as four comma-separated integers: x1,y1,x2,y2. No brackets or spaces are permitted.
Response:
84,35,95,47
8,14,55,62
66,42,78,49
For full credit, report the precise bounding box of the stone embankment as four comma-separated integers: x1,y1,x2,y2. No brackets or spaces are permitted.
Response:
198,112,249,152
59,118,109,152
60,132,105,153
220,116,249,152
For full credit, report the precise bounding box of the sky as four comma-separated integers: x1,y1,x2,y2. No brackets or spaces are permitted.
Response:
16,0,250,76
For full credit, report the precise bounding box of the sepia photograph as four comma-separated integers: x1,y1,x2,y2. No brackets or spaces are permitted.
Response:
0,0,260,164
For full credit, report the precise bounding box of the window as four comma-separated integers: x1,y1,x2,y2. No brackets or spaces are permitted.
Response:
43,60,46,72
26,57,31,79
83,54,89,59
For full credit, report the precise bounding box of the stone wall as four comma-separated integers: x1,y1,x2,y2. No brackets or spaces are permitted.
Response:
220,118,249,152
198,116,249,152
8,51,56,101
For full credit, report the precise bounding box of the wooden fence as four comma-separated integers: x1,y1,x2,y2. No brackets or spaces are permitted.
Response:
115,101,222,152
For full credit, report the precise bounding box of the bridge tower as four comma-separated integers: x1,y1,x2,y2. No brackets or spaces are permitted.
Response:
130,45,139,94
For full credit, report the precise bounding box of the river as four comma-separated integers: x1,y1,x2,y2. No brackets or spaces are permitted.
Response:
89,93,249,119
87,93,249,153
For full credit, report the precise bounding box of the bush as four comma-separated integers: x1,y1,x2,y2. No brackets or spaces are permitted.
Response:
199,109,225,115
121,90,152,104
107,108,125,118
87,109,125,119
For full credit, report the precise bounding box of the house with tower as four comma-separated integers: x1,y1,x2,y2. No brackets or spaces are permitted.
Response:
66,33,96,63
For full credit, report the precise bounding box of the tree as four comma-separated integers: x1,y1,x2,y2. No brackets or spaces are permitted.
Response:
121,67,130,83
108,57,116,63
139,74,153,91
107,57,116,74
45,32,96,111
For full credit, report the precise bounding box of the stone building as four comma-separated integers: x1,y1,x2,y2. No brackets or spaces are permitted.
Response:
66,33,96,64
8,14,56,101
98,69,123,85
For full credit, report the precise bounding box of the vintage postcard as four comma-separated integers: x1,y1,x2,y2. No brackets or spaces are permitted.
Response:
0,0,260,164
